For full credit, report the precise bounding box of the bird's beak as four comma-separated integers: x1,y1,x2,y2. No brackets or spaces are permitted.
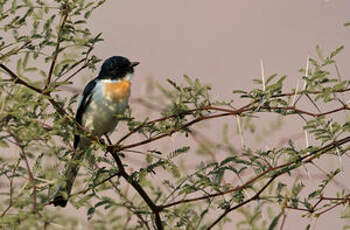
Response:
130,62,140,67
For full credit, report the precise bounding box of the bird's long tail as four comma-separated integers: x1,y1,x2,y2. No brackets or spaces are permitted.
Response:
52,150,85,207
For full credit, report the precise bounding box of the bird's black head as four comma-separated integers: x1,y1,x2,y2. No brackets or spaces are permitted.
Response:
98,56,139,80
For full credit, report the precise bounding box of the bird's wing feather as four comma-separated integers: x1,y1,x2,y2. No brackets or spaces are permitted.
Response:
74,79,97,149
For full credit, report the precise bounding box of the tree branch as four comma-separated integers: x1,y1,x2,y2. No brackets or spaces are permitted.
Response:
0,63,44,94
160,135,350,209
107,149,163,230
207,175,277,229
113,103,350,152
46,12,69,88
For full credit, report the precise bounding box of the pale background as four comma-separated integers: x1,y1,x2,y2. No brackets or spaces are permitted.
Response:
69,0,350,229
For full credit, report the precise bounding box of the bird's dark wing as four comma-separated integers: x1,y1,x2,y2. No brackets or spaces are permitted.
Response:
74,79,97,149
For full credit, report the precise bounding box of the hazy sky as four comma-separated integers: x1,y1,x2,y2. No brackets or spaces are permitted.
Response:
88,0,350,99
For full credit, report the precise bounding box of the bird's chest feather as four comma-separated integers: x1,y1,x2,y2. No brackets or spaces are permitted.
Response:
103,80,131,101
81,80,130,135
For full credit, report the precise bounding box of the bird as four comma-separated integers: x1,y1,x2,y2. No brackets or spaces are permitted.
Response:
52,56,139,207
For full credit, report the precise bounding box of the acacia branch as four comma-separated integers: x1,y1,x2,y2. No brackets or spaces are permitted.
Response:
60,61,89,83
115,102,256,148
0,159,20,217
19,146,38,213
272,87,350,99
6,130,38,213
113,103,350,152
279,214,287,230
0,41,31,61
160,135,350,209
0,63,44,94
93,164,151,230
282,194,350,217
207,175,277,229
46,12,69,88
107,149,163,230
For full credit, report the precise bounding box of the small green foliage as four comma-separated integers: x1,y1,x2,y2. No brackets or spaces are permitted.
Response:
267,212,282,230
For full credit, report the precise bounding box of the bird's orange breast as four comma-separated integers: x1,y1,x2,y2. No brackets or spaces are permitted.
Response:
104,80,131,101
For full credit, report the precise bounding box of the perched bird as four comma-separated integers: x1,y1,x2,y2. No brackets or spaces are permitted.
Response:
53,56,139,207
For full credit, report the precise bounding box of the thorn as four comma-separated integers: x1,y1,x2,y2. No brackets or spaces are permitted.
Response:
329,122,343,172
303,165,311,179
260,59,266,91
336,147,343,173
170,134,176,155
297,113,307,122
306,94,321,113
303,56,310,90
236,116,245,149
292,80,300,106
304,129,309,148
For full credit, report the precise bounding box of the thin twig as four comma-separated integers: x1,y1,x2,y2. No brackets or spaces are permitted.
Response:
0,63,44,94
315,202,343,216
303,56,310,90
260,59,266,91
292,80,300,106
46,12,69,88
236,115,245,149
207,175,276,229
285,206,310,212
1,159,20,217
189,130,217,163
60,62,89,83
279,213,287,230
0,41,31,60
19,146,37,213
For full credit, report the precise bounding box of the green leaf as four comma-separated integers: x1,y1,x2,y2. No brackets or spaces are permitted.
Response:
232,90,247,94
330,45,344,59
268,212,282,230
23,52,29,68
87,207,95,220
316,45,324,62
0,139,9,148
16,58,22,75
266,73,278,85
183,74,193,85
